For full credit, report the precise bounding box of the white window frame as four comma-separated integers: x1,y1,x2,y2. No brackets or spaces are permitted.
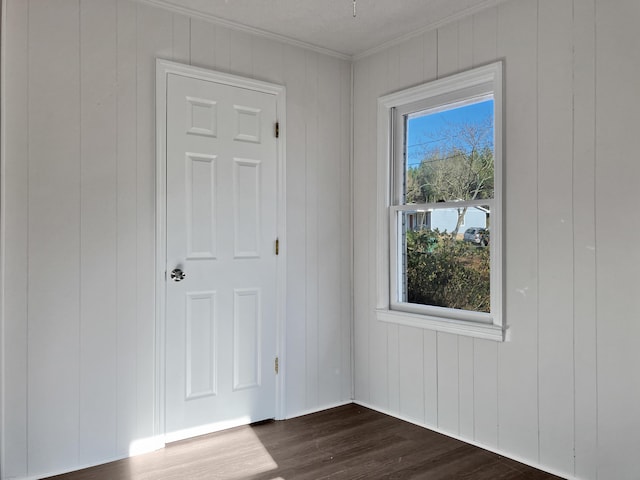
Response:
375,62,505,341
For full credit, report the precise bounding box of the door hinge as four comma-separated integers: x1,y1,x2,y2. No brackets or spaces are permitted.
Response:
275,238,279,255
275,121,280,138
275,357,279,374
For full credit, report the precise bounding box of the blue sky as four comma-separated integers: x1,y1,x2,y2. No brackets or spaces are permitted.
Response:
406,98,494,168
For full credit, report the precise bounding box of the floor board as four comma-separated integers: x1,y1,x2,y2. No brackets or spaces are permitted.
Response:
46,404,565,479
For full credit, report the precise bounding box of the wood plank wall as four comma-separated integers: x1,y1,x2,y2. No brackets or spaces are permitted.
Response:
4,0,640,479
1,1,352,478
352,1,640,479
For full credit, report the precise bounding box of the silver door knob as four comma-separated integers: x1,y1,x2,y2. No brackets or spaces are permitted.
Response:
170,268,186,282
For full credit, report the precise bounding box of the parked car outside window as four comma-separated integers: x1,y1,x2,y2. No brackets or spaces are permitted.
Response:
463,227,489,246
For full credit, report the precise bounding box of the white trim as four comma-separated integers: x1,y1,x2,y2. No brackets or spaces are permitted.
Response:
164,417,255,444
138,0,350,61
377,309,503,342
352,0,508,61
376,62,505,340
349,61,356,402
3,436,164,480
376,89,391,311
275,77,288,422
379,63,501,111
155,60,169,448
0,2,7,477
392,200,495,212
353,401,580,480
284,400,353,421
9,452,153,480
155,60,287,446
138,0,505,63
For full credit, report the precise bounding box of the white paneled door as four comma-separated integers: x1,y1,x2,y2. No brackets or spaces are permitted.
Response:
165,72,278,441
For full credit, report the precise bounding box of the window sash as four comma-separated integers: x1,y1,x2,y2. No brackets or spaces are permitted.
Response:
388,204,494,324
393,93,496,207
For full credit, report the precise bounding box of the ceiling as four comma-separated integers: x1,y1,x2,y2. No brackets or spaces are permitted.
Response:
143,0,505,58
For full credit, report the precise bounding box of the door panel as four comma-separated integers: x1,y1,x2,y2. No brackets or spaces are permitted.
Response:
185,291,217,399
234,159,262,257
165,73,278,440
233,288,262,391
186,153,217,259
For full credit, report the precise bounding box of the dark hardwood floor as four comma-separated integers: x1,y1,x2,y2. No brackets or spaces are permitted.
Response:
47,404,565,480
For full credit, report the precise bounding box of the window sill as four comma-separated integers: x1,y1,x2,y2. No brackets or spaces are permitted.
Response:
376,308,506,341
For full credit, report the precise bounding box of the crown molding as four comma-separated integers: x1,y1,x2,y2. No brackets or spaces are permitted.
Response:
352,0,504,61
138,0,505,63
137,0,352,61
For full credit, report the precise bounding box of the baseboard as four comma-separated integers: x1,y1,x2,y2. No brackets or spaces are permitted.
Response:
9,404,353,480
4,437,165,480
164,417,261,444
353,400,578,480
11,453,134,480
7,400,575,480
284,400,354,420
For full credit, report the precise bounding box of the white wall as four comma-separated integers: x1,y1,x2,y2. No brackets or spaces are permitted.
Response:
1,1,352,478
353,1,640,479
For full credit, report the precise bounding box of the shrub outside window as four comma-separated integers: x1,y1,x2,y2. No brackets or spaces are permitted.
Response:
376,62,504,341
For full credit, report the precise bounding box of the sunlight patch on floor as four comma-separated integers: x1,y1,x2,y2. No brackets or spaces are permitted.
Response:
125,421,280,479
128,436,164,456
206,427,279,479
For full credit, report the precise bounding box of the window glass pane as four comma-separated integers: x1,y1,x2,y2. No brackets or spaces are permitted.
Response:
405,98,494,204
399,209,490,313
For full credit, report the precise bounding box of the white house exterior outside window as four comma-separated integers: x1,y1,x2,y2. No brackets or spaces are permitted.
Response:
376,62,505,341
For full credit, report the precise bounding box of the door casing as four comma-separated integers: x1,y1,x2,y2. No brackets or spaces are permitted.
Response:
155,59,287,444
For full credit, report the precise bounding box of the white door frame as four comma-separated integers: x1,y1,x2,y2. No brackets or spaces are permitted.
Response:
155,59,287,443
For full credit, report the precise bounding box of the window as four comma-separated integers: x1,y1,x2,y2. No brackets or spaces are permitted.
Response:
376,62,504,341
